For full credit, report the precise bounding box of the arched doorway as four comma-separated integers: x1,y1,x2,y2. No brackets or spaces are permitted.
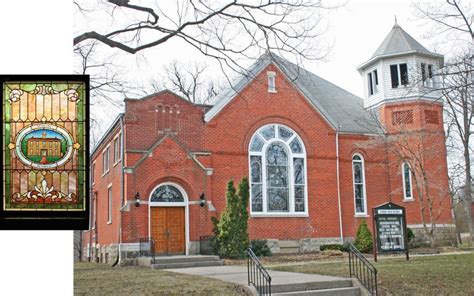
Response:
148,182,189,255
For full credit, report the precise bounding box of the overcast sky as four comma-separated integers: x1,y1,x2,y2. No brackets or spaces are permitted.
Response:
73,0,457,140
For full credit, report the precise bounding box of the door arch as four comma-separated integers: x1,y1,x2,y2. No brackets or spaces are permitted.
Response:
148,182,189,255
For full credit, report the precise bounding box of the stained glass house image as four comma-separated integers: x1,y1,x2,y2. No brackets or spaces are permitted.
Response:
83,24,454,263
26,132,63,158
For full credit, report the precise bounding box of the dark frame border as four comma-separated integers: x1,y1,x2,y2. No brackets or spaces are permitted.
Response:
0,75,90,230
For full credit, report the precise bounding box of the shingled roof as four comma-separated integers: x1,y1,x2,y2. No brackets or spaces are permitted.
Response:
371,23,432,58
358,23,443,71
204,53,379,134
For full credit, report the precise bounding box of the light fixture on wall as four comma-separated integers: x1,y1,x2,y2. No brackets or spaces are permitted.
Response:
134,192,141,207
199,193,206,207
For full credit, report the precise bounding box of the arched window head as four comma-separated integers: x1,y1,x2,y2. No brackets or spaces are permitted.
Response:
249,124,307,215
150,184,184,203
352,154,367,215
402,162,413,200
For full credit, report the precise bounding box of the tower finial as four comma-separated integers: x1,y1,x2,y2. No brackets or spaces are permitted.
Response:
394,15,398,26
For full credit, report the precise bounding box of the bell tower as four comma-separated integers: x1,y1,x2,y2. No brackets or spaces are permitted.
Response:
357,21,444,132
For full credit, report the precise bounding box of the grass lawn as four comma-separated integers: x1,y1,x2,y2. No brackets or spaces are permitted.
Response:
271,253,474,295
74,262,249,296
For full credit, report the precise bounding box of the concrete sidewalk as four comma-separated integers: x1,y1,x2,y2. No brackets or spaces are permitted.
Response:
166,265,351,288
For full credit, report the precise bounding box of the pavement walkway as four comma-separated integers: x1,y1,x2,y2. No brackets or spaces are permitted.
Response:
166,265,348,286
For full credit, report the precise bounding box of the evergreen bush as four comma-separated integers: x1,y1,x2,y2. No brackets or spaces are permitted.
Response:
215,178,250,258
319,243,349,252
354,220,373,253
250,240,272,257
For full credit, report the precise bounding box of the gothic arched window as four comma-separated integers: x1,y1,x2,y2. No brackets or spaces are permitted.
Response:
249,124,307,215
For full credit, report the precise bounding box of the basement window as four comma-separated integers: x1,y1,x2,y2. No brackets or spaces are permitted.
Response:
267,71,276,93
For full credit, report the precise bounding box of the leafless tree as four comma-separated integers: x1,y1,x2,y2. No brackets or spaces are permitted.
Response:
414,0,474,245
74,41,138,147
148,61,222,104
360,118,450,248
74,0,339,76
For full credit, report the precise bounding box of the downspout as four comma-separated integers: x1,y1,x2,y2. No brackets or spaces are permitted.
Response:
113,115,125,267
336,130,344,243
88,162,93,261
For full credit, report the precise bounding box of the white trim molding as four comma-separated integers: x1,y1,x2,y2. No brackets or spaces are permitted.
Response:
352,153,368,216
248,123,308,217
402,162,414,200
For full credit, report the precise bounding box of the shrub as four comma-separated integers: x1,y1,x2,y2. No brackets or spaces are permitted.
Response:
354,220,373,253
250,240,272,257
215,178,249,259
210,216,220,255
407,227,415,247
319,243,349,252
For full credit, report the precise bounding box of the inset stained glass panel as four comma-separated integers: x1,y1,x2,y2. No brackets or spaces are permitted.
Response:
3,80,87,212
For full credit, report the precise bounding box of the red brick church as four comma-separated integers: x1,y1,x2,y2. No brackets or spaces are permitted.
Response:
83,23,454,263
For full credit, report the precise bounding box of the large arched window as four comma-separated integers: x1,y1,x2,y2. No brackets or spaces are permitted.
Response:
249,124,307,215
352,154,367,215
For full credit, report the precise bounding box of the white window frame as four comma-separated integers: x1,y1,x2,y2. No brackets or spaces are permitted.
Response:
107,184,112,224
367,69,379,96
91,193,96,230
102,145,110,176
352,153,368,216
113,133,121,166
267,71,277,93
421,63,434,88
390,63,409,88
248,124,308,217
402,162,414,200
92,161,96,185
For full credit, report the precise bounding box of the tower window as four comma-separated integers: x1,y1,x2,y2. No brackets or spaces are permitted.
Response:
421,63,434,87
390,63,409,88
367,69,379,96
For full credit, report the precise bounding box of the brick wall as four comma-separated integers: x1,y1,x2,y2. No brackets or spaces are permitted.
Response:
84,63,452,254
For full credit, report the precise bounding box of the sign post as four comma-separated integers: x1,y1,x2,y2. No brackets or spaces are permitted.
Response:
372,202,409,262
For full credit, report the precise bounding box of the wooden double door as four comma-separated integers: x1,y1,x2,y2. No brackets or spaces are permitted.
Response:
150,207,185,255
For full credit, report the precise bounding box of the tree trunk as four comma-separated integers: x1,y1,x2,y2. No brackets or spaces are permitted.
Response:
463,141,473,246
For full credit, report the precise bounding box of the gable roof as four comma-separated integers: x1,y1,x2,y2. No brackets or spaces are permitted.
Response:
358,23,444,71
205,53,379,134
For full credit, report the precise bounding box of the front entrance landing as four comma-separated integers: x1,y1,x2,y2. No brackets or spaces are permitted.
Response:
166,265,361,295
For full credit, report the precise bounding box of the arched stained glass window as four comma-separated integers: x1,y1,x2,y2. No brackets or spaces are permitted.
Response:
352,154,367,215
150,185,184,203
249,124,307,215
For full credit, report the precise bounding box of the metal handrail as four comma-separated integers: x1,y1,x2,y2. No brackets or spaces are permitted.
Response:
247,248,272,295
349,243,378,295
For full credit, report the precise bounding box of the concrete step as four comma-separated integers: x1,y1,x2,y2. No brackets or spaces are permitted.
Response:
272,279,353,293
273,286,360,296
153,255,220,264
152,260,224,269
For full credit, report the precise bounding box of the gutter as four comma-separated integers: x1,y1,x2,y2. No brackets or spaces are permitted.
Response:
336,131,344,243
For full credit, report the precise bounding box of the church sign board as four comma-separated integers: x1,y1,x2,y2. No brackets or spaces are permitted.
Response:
372,202,409,261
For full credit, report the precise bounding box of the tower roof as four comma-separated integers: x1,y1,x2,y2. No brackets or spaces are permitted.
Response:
371,23,432,59
358,22,443,71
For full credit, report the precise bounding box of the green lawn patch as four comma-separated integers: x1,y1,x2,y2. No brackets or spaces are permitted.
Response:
74,262,249,296
271,253,474,295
